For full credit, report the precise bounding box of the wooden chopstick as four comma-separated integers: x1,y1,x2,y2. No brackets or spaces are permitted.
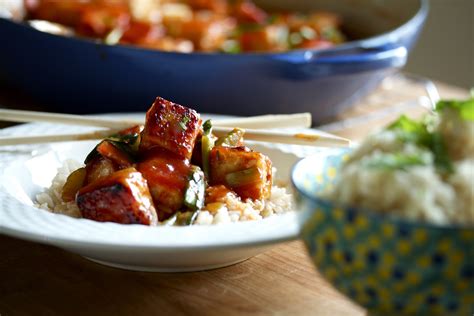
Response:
211,113,312,129
213,127,350,147
0,109,312,129
0,109,141,129
0,129,123,146
0,126,350,147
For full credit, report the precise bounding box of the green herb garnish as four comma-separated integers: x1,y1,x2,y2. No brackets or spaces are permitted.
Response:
179,115,190,131
435,96,474,122
387,115,453,173
388,115,430,143
364,152,431,171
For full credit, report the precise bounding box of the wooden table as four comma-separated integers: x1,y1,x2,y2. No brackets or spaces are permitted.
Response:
0,76,469,316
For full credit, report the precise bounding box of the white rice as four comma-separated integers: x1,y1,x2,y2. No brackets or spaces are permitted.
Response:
35,162,293,225
326,111,474,226
35,159,82,218
194,186,292,225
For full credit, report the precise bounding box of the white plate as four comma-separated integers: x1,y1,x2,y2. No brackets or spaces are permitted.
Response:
0,116,337,272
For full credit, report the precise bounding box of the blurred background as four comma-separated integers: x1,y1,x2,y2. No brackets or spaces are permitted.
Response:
407,0,473,89
0,0,474,122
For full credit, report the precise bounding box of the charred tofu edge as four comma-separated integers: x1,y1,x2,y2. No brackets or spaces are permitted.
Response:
139,97,202,160
77,167,158,225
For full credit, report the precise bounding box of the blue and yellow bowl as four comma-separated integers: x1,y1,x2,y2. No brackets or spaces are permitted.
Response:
291,149,474,315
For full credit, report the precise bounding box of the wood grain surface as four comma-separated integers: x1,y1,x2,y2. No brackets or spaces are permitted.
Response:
0,76,469,316
0,236,363,316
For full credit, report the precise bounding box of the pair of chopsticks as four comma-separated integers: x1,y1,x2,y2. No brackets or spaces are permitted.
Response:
0,109,350,147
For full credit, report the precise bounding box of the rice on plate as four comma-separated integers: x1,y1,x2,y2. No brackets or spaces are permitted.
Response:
325,96,474,225
35,159,293,225
35,96,294,226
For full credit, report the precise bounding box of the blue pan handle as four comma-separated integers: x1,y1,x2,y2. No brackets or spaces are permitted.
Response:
272,46,408,78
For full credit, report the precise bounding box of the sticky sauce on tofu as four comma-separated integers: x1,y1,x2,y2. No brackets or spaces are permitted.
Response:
140,97,202,160
77,168,158,225
70,96,275,226
137,148,192,221
209,146,272,201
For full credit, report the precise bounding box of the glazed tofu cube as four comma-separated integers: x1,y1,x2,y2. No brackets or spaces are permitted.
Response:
137,148,193,220
77,168,158,226
209,146,272,200
140,97,202,160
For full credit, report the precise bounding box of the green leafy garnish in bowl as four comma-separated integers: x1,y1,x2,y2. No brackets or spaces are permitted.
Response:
387,115,453,173
364,152,432,171
435,95,474,121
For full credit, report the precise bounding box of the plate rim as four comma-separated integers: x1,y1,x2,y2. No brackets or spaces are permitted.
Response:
0,116,336,252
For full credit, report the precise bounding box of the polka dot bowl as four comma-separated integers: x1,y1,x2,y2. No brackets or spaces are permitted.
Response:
291,149,474,315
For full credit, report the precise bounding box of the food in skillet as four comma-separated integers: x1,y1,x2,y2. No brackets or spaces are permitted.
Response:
36,96,292,225
324,95,474,225
21,0,346,53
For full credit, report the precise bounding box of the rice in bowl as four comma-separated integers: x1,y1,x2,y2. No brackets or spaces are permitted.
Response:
324,96,474,226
